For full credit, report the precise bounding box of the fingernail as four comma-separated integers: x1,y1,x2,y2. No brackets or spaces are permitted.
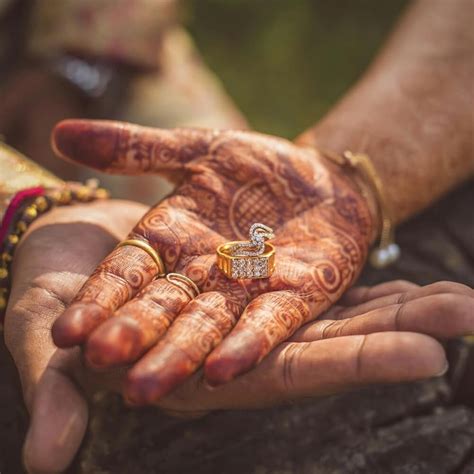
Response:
202,378,218,391
436,361,449,377
52,120,117,169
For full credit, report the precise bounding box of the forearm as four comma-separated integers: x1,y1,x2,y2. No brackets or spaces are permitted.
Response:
297,0,473,224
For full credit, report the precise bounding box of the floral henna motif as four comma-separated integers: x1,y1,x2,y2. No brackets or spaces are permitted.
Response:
51,119,374,402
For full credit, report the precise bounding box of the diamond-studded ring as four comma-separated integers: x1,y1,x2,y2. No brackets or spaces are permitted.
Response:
216,223,276,279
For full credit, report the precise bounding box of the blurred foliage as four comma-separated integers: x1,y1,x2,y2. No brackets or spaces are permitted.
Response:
185,0,408,138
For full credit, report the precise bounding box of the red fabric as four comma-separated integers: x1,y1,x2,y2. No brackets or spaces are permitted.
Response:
0,187,45,243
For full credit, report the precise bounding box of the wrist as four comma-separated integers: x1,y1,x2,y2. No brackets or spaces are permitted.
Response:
298,64,472,224
297,0,473,225
315,148,381,243
316,148,401,268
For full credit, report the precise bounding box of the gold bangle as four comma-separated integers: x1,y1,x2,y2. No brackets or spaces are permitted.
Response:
117,239,166,276
322,149,400,268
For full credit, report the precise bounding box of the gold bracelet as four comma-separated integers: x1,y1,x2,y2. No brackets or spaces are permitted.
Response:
322,149,400,269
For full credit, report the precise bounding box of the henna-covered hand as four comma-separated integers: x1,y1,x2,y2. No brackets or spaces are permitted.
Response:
50,119,379,404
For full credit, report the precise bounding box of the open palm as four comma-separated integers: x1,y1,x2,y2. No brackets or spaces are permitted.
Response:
51,119,375,404
7,201,471,472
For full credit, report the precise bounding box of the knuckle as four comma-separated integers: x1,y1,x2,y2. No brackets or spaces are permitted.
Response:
428,281,473,296
391,303,405,331
433,292,473,316
99,268,131,290
383,280,419,295
433,292,468,309
194,291,228,311
276,342,309,396
185,292,239,331
320,320,339,339
278,344,298,393
353,335,368,381
334,318,352,337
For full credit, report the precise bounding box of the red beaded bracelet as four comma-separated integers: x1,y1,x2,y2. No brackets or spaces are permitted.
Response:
0,186,45,243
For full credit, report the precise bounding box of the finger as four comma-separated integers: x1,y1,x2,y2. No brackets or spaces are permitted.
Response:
292,292,474,342
52,119,219,179
125,291,244,405
339,280,420,306
321,280,474,321
160,332,447,412
23,359,88,474
84,253,244,368
52,242,157,348
84,277,193,368
204,290,311,386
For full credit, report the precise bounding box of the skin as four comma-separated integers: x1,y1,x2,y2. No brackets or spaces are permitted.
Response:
49,0,474,405
2,1,471,472
298,0,474,223
5,201,474,473
50,121,376,403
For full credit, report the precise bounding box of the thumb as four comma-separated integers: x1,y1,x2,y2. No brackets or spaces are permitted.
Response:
23,355,88,474
52,119,220,179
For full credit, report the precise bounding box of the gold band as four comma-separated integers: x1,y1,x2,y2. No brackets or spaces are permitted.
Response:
165,273,200,300
217,242,275,279
117,239,166,276
321,149,400,268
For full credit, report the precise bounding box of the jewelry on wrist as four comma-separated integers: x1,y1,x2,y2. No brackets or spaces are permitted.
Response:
322,149,400,269
0,141,63,218
0,180,109,328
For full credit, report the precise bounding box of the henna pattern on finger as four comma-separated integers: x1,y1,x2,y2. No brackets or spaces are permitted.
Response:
52,244,157,348
52,120,376,395
84,278,192,368
53,120,219,177
125,291,244,404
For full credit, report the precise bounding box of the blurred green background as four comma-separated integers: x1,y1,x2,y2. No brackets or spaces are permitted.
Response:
185,0,408,138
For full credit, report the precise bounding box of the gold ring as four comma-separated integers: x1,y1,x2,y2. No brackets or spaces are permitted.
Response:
117,239,166,276
165,273,200,300
216,223,276,279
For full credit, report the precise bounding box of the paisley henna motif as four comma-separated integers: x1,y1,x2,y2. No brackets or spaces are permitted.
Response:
51,119,374,404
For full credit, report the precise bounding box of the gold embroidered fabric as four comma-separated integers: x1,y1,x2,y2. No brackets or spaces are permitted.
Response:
0,142,63,218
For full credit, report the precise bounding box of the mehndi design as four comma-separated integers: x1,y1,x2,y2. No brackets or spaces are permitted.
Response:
51,119,374,404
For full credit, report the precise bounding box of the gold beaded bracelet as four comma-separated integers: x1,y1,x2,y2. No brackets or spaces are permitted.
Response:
322,149,400,269
0,180,109,326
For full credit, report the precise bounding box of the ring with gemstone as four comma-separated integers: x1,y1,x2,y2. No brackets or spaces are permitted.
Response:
216,223,276,279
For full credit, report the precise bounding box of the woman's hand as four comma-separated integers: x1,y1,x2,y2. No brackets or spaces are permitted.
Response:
5,197,472,473
49,119,376,403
